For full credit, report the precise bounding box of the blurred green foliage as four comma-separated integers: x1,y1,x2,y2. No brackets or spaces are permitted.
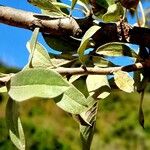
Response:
1,64,150,150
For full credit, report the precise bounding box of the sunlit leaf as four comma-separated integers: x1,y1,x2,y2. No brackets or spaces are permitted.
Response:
102,3,124,22
26,42,53,68
96,42,138,58
77,25,101,63
113,70,134,93
8,68,70,101
29,27,39,54
28,0,63,15
28,27,40,67
18,118,25,149
0,86,7,93
86,72,110,99
9,130,24,150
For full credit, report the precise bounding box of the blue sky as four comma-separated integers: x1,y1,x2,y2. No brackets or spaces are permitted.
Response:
0,1,150,68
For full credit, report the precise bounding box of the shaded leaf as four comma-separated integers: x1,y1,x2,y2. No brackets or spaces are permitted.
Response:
102,3,124,22
77,25,101,63
8,68,70,101
113,70,134,93
6,97,19,136
92,56,116,67
138,91,145,128
71,0,78,11
71,75,89,98
55,85,90,114
43,34,80,53
96,42,138,58
79,101,99,150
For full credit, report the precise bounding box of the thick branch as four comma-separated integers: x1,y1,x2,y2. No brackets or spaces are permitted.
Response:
0,5,81,36
54,62,148,75
0,5,150,46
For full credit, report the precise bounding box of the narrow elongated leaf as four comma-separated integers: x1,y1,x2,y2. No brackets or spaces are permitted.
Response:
77,25,101,63
9,130,24,150
28,28,40,67
18,118,25,149
71,0,78,11
9,118,25,150
55,85,89,114
6,98,25,150
113,71,134,93
79,101,99,150
27,42,53,68
139,91,145,128
8,68,70,101
102,3,124,22
29,27,39,54
86,72,110,99
96,42,138,58
6,97,19,136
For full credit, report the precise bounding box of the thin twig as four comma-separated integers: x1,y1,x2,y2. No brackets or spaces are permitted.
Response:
54,62,146,75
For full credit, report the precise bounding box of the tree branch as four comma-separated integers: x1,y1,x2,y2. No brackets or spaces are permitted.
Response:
0,5,150,46
54,62,148,75
0,5,81,36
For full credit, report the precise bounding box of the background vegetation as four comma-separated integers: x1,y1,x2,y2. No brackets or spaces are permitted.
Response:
1,64,150,150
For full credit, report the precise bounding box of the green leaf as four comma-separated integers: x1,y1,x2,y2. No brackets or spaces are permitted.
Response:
71,0,78,11
18,118,25,149
52,2,71,9
43,34,79,53
28,27,40,67
0,86,7,93
55,85,89,114
113,70,134,93
92,56,116,67
9,130,24,150
9,118,25,150
86,73,110,99
138,91,145,128
8,68,70,101
96,0,109,9
79,101,98,150
6,97,19,136
96,42,138,58
102,3,124,22
135,72,148,93
28,0,63,15
26,42,53,68
77,25,101,63
29,27,39,54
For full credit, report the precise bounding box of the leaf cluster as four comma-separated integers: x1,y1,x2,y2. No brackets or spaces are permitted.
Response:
0,0,149,149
